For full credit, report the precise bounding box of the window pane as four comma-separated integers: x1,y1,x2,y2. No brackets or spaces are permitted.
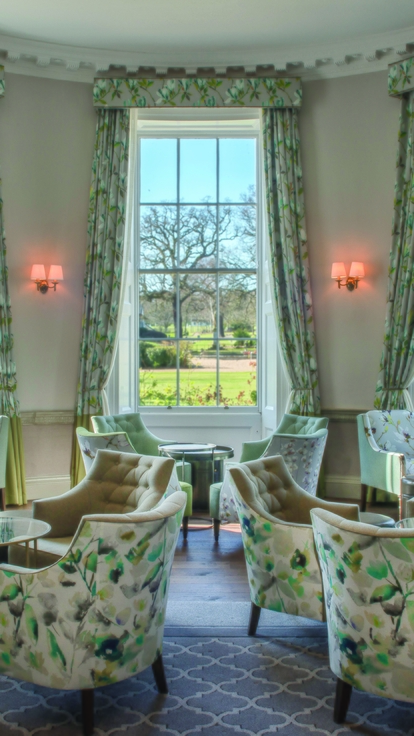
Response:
179,341,217,406
139,340,177,406
179,274,216,339
219,341,257,406
218,204,256,268
219,274,257,336
179,205,217,268
140,139,177,203
219,139,256,203
140,205,177,269
139,274,176,338
180,139,216,203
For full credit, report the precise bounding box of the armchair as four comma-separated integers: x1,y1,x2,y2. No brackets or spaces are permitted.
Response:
311,507,414,722
77,427,192,538
0,415,9,510
0,488,186,735
9,449,182,569
228,455,359,634
357,410,414,517
210,413,328,540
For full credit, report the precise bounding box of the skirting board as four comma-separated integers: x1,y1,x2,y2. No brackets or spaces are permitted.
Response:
325,474,360,499
26,475,71,501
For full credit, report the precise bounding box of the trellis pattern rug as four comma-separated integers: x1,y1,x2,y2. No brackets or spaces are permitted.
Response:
0,637,413,735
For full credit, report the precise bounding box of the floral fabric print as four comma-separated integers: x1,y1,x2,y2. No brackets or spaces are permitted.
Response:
375,91,414,410
75,108,130,419
364,410,414,475
388,56,414,97
312,512,414,702
231,481,324,621
93,77,302,109
263,434,327,497
0,506,184,690
262,108,320,416
77,432,136,473
0,66,4,98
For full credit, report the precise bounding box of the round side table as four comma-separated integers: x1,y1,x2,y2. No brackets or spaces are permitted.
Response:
0,516,51,567
359,511,395,528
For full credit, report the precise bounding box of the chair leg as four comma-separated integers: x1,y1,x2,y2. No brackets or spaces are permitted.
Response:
152,653,168,694
81,689,94,736
360,484,368,512
213,519,220,542
182,516,189,540
0,488,5,511
333,677,352,723
248,602,261,636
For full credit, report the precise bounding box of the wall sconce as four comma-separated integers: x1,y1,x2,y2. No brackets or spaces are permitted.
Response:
31,264,63,294
331,262,365,291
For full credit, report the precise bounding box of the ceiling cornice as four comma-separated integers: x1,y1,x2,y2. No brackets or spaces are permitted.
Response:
0,26,413,84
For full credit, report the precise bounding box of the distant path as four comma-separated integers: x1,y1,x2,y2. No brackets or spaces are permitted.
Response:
190,357,255,371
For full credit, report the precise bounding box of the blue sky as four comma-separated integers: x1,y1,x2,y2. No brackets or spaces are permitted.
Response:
140,138,256,204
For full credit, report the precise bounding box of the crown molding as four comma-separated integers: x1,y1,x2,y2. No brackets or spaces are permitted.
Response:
0,27,413,83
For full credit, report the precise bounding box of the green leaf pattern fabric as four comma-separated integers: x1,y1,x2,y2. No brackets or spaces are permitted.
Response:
93,77,302,109
0,506,183,689
231,481,324,620
388,56,414,97
375,91,414,410
262,108,320,415
75,108,130,419
312,511,414,702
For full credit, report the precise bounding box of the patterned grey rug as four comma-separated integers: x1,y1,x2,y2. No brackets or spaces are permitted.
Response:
0,636,412,735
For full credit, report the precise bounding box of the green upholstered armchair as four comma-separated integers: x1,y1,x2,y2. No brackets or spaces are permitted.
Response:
311,507,414,722
0,485,186,735
228,455,359,635
76,427,192,538
357,410,414,517
210,413,329,540
0,416,9,510
91,413,192,485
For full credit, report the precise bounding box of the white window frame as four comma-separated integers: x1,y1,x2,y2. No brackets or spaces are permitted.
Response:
109,108,287,444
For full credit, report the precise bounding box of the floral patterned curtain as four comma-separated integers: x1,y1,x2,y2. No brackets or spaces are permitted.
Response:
375,90,414,410
71,108,130,486
0,177,26,505
262,108,320,416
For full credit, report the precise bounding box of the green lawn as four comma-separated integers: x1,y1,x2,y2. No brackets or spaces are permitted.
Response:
140,369,256,406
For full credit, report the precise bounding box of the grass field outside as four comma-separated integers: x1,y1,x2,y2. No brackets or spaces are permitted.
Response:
140,368,256,406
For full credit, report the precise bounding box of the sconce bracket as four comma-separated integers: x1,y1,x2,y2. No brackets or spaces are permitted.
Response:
38,280,49,294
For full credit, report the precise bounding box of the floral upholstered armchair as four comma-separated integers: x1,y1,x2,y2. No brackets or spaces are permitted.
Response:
311,507,414,722
76,426,137,472
228,455,359,634
357,410,414,516
9,450,183,569
210,413,328,540
0,485,186,734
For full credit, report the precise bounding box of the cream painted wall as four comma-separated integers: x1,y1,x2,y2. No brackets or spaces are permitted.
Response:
0,73,96,411
300,70,400,410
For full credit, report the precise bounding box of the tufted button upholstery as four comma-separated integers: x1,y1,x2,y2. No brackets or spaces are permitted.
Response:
276,413,329,436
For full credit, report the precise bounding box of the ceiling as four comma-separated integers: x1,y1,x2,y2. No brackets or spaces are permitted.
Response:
0,0,414,82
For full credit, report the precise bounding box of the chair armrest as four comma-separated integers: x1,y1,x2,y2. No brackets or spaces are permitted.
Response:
32,478,92,537
240,437,271,462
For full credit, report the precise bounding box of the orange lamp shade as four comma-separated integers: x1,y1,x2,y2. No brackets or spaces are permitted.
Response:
48,265,63,282
331,262,346,280
349,262,365,279
31,264,46,281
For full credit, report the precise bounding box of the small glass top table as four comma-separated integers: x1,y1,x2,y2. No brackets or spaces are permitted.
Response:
359,512,395,528
395,518,414,529
0,517,51,567
159,443,234,510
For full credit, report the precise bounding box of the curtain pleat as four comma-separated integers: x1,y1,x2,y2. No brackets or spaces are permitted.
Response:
71,109,130,487
375,91,414,410
262,108,320,416
0,177,26,505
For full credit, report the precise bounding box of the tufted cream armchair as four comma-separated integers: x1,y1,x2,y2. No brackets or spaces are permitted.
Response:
228,455,359,634
9,449,182,569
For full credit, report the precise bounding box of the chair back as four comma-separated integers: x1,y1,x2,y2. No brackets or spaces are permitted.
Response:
92,413,170,456
0,415,9,488
0,490,186,690
76,427,136,473
365,410,414,456
263,430,328,496
276,413,329,436
311,507,414,702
